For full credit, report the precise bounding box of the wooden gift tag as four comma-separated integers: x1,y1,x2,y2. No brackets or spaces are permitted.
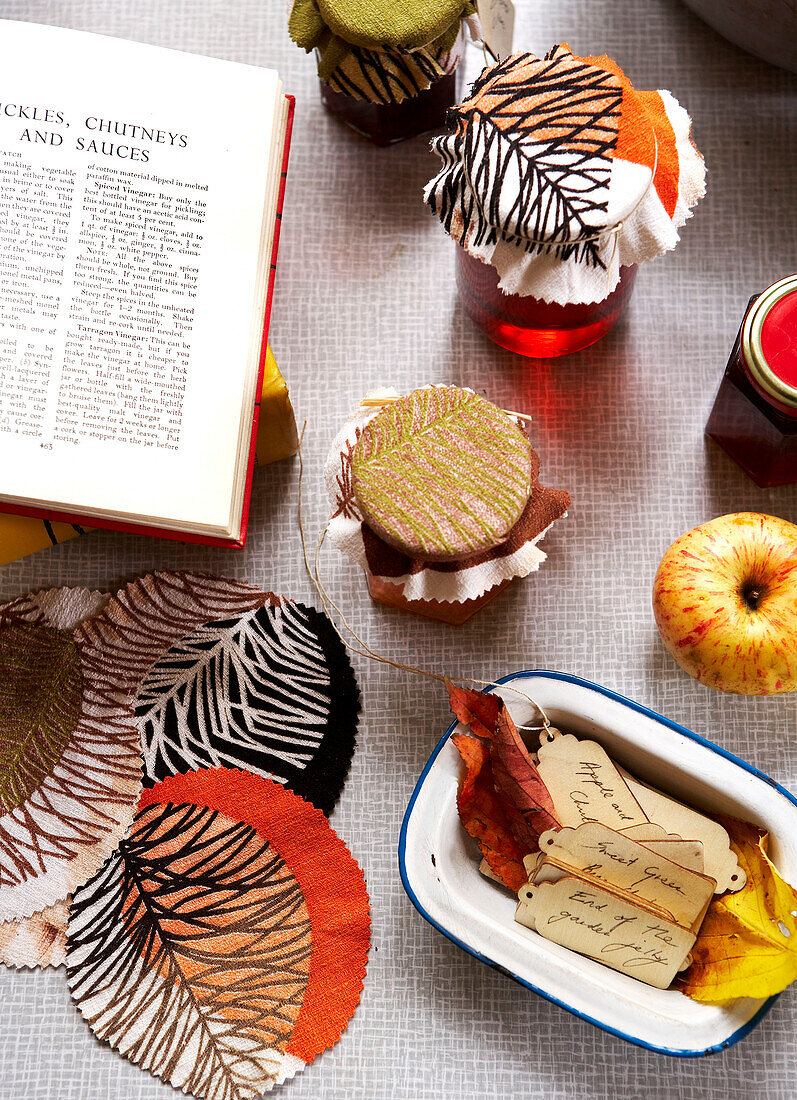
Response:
618,767,746,893
636,840,705,874
522,864,695,974
523,852,543,879
621,824,705,873
536,732,648,831
515,878,696,989
536,823,716,929
527,862,694,969
477,0,515,60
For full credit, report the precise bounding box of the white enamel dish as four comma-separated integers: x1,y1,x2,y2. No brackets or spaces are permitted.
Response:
399,670,797,1056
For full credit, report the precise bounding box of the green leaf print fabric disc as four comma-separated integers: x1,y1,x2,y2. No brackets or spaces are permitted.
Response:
0,589,142,922
315,0,469,50
351,386,533,561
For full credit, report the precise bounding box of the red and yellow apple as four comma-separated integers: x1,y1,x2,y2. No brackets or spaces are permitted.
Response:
653,512,797,695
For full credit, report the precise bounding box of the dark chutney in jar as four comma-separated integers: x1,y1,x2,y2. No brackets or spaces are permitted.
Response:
706,276,797,487
320,70,457,146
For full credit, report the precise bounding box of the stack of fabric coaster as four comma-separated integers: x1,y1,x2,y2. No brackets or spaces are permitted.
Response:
0,572,368,1097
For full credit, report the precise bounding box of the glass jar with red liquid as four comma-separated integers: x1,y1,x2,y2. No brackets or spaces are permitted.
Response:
706,275,797,487
425,46,706,359
456,247,638,357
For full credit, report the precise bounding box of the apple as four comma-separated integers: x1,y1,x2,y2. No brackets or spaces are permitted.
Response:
652,512,797,695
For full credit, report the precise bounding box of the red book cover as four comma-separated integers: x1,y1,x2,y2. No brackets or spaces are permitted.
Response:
0,94,295,550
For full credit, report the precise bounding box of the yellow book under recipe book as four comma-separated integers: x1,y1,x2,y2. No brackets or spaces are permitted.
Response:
0,345,298,567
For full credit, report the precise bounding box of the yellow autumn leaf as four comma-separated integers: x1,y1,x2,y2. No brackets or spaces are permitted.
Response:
678,815,797,1004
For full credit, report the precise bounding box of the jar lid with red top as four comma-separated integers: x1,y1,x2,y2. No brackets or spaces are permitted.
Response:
743,275,797,412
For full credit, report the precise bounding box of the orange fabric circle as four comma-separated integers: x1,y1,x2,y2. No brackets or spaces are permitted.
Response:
138,768,370,1064
586,53,679,219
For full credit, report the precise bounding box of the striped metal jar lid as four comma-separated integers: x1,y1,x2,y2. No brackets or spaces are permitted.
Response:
743,275,797,410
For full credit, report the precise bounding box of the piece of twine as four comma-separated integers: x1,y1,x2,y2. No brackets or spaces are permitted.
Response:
480,38,500,66
358,394,532,423
527,852,682,927
510,134,659,298
295,421,553,732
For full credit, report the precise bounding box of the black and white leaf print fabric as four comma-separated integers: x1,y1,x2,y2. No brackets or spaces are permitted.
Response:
427,46,623,267
325,40,450,104
135,603,359,816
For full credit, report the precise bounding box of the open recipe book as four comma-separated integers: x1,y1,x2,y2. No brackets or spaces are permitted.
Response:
0,20,293,546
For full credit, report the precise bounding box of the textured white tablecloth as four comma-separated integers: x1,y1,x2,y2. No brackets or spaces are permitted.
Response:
0,1,796,1097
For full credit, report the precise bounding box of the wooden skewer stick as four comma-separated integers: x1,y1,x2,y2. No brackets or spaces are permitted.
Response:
358,396,533,423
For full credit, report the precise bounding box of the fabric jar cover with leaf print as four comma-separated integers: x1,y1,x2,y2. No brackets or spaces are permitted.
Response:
288,0,480,105
0,586,114,969
324,385,570,623
425,44,706,306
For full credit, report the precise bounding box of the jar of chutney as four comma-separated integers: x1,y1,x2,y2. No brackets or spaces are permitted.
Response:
324,386,571,625
706,275,797,487
288,0,477,146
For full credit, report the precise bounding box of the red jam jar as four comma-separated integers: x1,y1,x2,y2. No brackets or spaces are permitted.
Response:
456,248,638,357
319,70,458,146
706,275,797,487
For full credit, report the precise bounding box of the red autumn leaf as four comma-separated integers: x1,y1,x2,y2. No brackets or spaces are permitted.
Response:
452,732,528,892
447,679,501,740
490,706,560,848
448,682,559,853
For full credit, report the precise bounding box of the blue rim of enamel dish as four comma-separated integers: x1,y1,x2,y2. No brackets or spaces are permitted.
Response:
398,669,787,1058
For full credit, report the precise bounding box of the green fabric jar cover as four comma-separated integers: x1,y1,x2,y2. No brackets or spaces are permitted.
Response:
289,0,478,104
